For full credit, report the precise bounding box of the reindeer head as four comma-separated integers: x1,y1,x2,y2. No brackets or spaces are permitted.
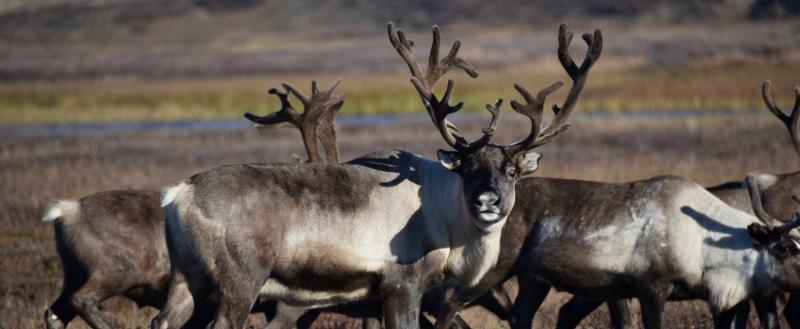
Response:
745,173,800,288
389,22,602,232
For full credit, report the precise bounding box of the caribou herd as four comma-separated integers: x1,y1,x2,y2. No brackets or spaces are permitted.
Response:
39,22,800,329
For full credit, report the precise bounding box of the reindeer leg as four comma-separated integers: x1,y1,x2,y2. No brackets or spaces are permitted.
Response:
785,293,800,329
556,296,603,329
382,281,424,329
208,257,269,329
294,308,321,329
637,286,669,329
754,297,780,329
509,273,551,329
471,286,512,320
607,299,635,329
713,302,749,329
68,277,122,329
45,289,78,329
151,270,213,329
731,302,750,329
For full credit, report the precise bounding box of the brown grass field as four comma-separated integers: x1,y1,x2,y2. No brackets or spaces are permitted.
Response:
2,112,799,328
2,9,800,328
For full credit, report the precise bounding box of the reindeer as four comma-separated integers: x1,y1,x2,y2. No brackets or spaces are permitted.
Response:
42,190,169,329
41,80,345,329
549,81,800,329
422,76,800,329
150,21,584,329
435,171,800,329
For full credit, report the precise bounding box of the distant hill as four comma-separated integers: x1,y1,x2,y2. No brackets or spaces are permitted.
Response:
0,0,797,81
1,0,797,43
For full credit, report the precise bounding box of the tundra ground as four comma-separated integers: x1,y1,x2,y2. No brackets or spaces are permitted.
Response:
1,114,797,328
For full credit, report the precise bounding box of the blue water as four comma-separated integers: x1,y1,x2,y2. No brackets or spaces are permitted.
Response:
0,109,763,137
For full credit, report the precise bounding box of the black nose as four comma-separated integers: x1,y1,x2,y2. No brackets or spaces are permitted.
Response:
474,191,500,207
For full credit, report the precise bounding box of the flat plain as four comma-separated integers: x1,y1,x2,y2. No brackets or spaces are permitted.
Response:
2,113,799,328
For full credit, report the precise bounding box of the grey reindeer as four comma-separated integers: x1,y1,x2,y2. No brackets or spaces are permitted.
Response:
41,79,345,329
151,22,578,329
551,81,800,329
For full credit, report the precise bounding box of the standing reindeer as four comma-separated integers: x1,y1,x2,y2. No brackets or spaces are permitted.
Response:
427,82,800,329
435,173,800,329
151,22,581,329
550,80,800,329
41,80,345,329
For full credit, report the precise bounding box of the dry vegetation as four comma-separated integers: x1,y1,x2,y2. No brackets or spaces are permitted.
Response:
2,2,800,328
2,114,799,328
1,18,799,124
2,58,800,125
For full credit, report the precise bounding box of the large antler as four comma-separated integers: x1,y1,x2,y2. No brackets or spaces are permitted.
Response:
745,173,800,238
243,80,344,164
388,22,478,91
762,80,800,156
504,23,603,154
503,82,565,155
389,22,500,153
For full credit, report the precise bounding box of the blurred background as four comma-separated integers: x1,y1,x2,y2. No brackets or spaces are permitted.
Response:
1,0,799,122
2,1,800,328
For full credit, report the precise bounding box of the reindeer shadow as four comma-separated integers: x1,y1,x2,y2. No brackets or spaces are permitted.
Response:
347,150,422,187
680,206,754,250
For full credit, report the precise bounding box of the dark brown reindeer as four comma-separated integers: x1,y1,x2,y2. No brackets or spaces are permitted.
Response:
437,175,800,329
552,81,800,329
151,22,577,329
41,80,345,329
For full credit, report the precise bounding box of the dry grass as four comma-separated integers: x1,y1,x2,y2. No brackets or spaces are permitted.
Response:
1,112,799,328
2,58,800,125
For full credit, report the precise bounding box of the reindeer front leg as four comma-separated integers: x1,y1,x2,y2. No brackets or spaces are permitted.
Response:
382,280,424,329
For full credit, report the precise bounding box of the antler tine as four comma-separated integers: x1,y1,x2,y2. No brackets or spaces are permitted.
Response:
762,80,790,125
762,80,800,156
282,82,310,106
388,22,478,91
322,79,342,99
317,95,345,164
411,77,470,151
504,81,565,155
388,22,425,86
424,25,479,89
467,98,505,149
243,87,302,129
482,99,503,134
745,173,779,229
311,80,320,95
536,23,603,143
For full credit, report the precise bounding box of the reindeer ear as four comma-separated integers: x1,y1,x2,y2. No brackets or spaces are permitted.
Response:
437,150,462,171
515,151,542,176
748,223,774,246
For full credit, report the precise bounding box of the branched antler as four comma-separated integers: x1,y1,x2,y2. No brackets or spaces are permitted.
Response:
388,22,478,91
503,82,565,155
762,80,800,156
506,23,603,153
745,173,800,238
244,80,344,164
391,22,500,153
